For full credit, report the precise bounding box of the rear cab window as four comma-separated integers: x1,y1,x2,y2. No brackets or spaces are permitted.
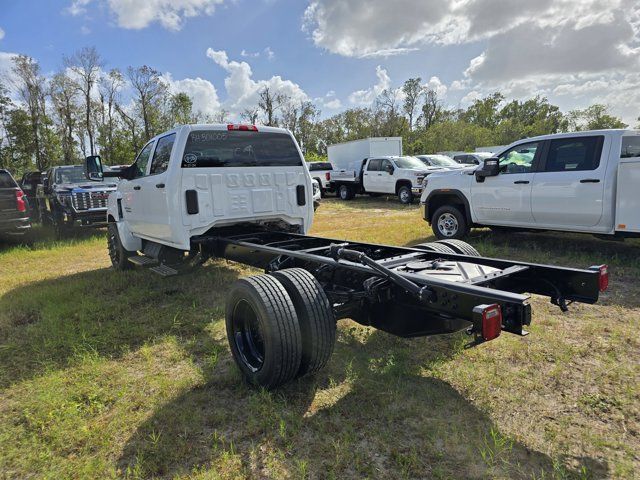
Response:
621,136,640,158
543,136,603,172
182,130,303,168
0,171,17,188
308,162,332,171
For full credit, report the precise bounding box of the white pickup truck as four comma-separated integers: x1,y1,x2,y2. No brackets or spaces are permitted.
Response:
331,155,438,204
83,123,609,389
420,129,640,240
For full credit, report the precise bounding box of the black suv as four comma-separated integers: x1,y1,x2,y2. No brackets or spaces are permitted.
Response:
0,169,31,235
36,165,117,234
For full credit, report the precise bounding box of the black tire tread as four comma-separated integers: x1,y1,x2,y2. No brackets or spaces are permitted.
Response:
413,242,457,254
434,239,480,256
271,268,336,377
226,275,302,388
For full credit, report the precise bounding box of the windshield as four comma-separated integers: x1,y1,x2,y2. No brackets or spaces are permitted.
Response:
55,166,86,184
0,171,17,188
621,136,640,158
419,155,458,167
183,130,303,168
393,156,428,169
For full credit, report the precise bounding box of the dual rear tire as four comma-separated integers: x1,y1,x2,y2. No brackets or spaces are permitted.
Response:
225,268,336,389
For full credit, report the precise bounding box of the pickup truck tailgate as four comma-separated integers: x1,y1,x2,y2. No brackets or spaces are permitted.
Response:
615,158,640,233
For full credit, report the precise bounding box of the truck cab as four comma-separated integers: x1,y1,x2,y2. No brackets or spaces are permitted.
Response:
87,124,314,257
420,129,640,240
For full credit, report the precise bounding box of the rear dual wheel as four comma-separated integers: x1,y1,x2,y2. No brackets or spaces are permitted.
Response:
225,269,336,388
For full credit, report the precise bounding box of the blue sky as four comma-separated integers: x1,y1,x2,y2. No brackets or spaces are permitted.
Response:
1,0,639,124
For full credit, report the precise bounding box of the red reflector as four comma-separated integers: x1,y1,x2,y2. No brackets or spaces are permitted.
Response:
481,304,502,341
227,124,258,131
15,189,26,212
598,265,609,292
325,172,330,181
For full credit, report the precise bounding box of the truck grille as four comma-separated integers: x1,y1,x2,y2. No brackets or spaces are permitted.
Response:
71,191,109,211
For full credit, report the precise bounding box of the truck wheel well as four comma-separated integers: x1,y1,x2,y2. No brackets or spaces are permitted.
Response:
395,180,412,194
427,194,471,225
107,214,117,223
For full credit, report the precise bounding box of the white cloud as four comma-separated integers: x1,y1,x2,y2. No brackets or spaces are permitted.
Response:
0,27,5,41
206,48,308,117
324,98,342,109
80,25,91,35
68,0,226,30
348,65,390,105
264,47,275,61
240,49,260,58
0,52,19,87
425,76,447,98
163,73,221,116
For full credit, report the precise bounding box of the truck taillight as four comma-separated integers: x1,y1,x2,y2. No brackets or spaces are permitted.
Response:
589,264,609,292
325,172,330,181
15,189,26,212
473,304,502,341
227,124,258,131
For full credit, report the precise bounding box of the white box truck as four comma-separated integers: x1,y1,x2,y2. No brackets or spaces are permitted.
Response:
328,137,403,172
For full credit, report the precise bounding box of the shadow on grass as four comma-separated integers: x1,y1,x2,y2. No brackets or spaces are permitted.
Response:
0,261,241,390
118,329,608,479
0,225,105,252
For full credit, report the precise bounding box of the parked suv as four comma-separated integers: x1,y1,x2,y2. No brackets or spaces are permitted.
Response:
0,169,30,235
36,164,117,234
421,129,640,240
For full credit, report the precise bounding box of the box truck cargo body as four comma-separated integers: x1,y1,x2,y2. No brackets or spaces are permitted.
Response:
328,137,402,172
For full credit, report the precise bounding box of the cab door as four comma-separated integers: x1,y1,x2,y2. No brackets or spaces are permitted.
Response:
362,158,381,192
531,135,606,228
136,133,175,241
379,159,396,193
470,141,541,225
120,141,155,235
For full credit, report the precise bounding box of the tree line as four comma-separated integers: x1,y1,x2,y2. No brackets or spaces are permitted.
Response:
0,46,632,176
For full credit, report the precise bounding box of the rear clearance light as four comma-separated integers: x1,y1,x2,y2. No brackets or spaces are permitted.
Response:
473,304,502,341
15,189,27,212
590,264,609,292
227,124,258,131
325,172,331,181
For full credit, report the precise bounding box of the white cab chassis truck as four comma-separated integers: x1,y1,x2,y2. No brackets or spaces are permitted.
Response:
84,124,609,388
420,129,640,241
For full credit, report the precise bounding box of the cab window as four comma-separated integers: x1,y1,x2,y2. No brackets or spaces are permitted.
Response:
498,142,539,174
132,142,155,178
150,133,175,175
381,159,393,172
543,136,603,172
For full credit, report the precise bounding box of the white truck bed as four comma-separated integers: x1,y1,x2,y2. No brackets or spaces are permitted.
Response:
615,158,640,233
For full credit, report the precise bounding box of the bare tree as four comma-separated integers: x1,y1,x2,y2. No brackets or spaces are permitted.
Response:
64,47,104,156
419,89,443,130
50,72,80,163
402,77,424,131
97,69,125,163
12,55,48,170
258,86,285,126
241,107,259,124
127,65,167,140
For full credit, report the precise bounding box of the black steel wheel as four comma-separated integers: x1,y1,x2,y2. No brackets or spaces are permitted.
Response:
225,275,302,389
397,185,414,205
434,239,480,256
271,268,336,377
412,241,457,254
107,223,134,270
431,205,469,240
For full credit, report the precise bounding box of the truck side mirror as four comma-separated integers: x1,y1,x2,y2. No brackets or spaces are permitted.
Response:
475,157,500,182
85,155,104,181
384,164,394,175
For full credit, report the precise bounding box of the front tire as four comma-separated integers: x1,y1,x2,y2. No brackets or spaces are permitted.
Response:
226,275,302,389
431,205,469,240
397,185,414,205
107,223,134,270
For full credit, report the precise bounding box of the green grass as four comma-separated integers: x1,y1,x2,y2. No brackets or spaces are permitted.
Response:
0,197,638,479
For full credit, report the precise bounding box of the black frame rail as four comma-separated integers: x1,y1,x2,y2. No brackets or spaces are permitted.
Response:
194,229,602,340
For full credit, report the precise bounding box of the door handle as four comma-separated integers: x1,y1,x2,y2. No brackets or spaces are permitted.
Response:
133,185,141,190
513,180,530,184
580,179,600,183
155,183,165,189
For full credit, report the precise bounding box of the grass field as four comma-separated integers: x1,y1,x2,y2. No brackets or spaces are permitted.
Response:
1,197,638,479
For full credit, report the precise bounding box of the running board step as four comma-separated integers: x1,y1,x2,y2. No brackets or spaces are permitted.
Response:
128,255,159,267
149,264,179,277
